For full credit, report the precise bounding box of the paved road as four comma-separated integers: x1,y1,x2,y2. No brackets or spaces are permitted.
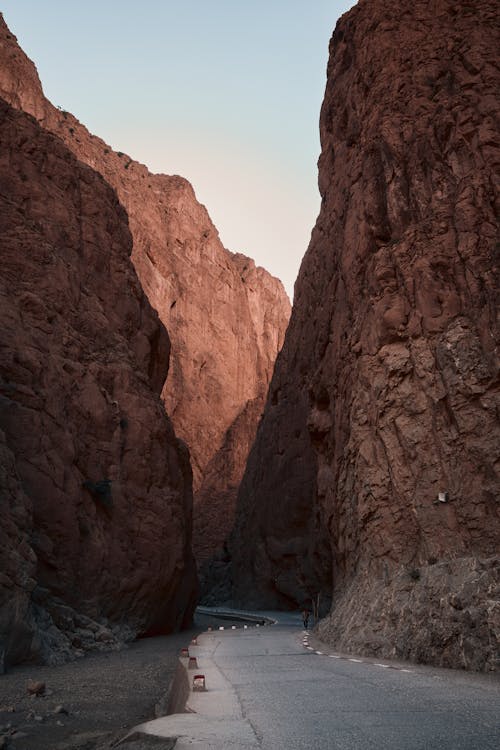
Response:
135,619,500,750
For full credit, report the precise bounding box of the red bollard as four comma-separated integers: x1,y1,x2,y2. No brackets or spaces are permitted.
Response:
192,674,206,692
188,656,198,669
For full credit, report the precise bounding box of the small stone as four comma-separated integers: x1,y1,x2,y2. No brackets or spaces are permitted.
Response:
53,705,68,715
56,720,64,727
34,716,43,722
96,630,113,643
26,680,45,697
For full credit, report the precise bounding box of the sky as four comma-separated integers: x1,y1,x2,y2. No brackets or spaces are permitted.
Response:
2,1,355,298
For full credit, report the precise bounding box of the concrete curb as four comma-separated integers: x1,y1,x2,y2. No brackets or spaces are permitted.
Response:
121,629,260,748
154,659,190,718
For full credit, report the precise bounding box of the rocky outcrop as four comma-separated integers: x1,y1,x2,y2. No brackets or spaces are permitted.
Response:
0,97,196,668
0,15,291,560
231,0,499,670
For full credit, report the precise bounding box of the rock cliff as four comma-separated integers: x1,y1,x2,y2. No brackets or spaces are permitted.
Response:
0,15,291,561
231,0,499,670
0,97,196,668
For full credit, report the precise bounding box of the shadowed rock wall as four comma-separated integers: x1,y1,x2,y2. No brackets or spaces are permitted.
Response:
231,0,499,670
0,98,196,668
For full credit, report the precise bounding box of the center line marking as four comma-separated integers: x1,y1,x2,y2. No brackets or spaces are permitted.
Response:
375,663,389,668
349,658,362,663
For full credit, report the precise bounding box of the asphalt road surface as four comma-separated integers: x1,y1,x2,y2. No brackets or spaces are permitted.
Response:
138,614,499,750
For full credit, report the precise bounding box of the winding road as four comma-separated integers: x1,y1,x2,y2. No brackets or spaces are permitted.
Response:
132,612,500,749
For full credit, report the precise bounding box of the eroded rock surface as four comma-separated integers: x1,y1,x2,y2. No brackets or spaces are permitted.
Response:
0,15,291,561
0,98,196,668
194,397,263,564
231,0,499,669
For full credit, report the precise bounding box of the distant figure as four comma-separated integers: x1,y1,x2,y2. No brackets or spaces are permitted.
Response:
302,609,310,629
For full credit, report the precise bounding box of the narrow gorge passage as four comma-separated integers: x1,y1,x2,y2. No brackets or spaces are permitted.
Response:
0,3,498,750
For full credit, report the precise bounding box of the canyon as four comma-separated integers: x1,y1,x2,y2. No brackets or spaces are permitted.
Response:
230,0,499,671
1,0,499,681
0,14,288,667
0,15,291,566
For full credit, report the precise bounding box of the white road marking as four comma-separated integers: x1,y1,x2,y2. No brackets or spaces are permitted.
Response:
299,643,413,674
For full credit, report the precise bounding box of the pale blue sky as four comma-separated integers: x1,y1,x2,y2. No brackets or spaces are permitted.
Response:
2,1,355,297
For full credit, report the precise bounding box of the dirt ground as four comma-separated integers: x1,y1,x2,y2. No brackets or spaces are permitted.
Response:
0,614,240,750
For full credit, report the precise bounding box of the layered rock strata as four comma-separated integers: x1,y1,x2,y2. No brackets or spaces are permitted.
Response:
0,97,196,668
0,15,291,561
231,0,500,670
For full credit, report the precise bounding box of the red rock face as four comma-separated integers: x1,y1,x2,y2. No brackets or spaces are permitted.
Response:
194,396,263,563
0,98,196,667
0,15,291,560
231,0,499,670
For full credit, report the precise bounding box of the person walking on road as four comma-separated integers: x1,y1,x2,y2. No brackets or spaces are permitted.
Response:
302,609,310,629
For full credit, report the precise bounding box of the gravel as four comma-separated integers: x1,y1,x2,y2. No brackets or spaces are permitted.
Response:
0,630,195,750
0,613,250,750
